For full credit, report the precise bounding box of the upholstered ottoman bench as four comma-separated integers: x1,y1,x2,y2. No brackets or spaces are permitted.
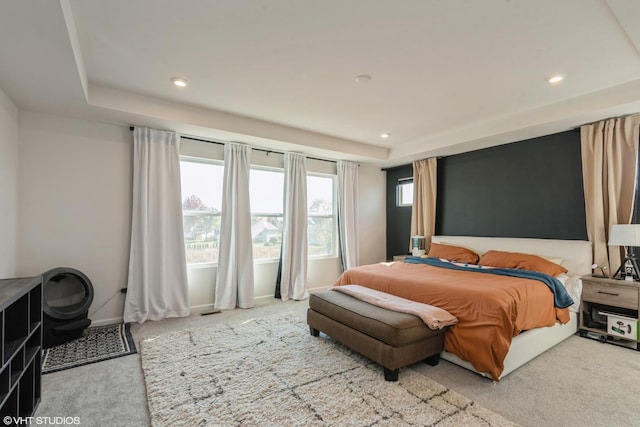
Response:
307,290,447,381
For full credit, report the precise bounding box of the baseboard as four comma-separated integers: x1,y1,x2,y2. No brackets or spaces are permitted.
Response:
92,287,330,325
90,317,124,327
189,304,216,315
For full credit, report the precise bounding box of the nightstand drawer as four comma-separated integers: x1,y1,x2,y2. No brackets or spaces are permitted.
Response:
582,281,639,309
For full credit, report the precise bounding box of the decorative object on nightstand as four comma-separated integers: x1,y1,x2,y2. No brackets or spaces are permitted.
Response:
579,275,639,350
590,263,608,278
608,224,640,281
411,235,425,257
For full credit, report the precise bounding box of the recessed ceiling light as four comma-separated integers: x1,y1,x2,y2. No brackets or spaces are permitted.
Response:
171,76,189,87
547,74,566,84
355,74,372,83
380,132,391,139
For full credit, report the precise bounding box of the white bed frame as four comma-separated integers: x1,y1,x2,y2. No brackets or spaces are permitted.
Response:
430,235,592,380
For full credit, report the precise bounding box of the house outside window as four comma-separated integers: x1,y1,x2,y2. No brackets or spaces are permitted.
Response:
250,167,284,261
250,170,338,260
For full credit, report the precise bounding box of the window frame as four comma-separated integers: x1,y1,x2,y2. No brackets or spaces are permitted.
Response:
249,165,285,263
180,156,224,268
307,171,339,259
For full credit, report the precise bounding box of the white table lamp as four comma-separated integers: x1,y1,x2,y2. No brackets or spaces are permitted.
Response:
411,235,426,257
608,224,640,281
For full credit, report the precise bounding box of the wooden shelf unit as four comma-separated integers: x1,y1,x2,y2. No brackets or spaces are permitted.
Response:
0,277,42,419
579,275,640,350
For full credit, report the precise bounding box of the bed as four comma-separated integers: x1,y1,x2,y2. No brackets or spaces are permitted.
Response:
335,235,592,380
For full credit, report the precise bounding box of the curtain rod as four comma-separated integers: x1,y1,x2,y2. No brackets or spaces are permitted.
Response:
574,112,640,130
128,126,336,164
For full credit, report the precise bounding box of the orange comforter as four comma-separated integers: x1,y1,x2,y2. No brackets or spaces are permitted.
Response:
335,261,569,380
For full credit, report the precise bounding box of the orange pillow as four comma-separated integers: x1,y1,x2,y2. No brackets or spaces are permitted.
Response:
478,250,567,276
427,243,480,264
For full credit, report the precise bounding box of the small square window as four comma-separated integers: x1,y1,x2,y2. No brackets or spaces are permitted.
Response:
397,180,413,206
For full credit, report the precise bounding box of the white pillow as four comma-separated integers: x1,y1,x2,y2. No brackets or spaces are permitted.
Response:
556,274,582,313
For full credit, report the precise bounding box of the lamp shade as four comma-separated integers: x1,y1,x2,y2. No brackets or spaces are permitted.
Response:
411,235,425,250
608,224,640,247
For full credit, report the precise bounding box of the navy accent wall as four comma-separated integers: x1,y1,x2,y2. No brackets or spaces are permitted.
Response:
386,164,413,258
437,131,587,239
386,131,588,259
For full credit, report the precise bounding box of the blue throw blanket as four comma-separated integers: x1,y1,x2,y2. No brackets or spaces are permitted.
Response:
403,256,574,309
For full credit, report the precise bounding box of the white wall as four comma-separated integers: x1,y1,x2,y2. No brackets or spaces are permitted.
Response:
16,112,387,322
0,88,19,277
18,112,132,325
357,165,386,266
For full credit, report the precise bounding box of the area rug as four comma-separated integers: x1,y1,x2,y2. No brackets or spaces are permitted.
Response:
42,323,137,374
141,314,517,426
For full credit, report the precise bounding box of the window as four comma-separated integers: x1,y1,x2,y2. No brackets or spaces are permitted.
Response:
249,169,338,260
307,174,337,257
397,178,413,206
181,159,338,264
250,168,284,260
180,159,224,264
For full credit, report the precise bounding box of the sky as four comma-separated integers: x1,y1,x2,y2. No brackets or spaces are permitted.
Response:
180,161,334,214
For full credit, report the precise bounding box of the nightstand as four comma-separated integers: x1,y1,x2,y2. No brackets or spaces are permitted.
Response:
579,276,640,350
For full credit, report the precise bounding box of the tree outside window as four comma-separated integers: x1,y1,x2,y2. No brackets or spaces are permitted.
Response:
180,160,223,264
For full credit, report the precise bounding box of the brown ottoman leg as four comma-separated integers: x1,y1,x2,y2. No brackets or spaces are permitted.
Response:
425,353,441,366
383,368,399,382
310,326,320,337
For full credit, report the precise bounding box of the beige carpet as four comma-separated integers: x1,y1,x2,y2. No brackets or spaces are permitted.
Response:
141,313,517,426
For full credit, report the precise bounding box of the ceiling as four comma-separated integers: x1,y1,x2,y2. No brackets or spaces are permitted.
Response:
1,0,640,166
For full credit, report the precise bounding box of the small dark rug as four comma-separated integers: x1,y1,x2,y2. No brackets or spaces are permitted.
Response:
42,323,137,374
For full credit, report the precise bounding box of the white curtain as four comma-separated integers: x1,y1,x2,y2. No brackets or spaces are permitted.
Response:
280,153,309,301
123,127,190,324
215,143,255,309
337,161,359,271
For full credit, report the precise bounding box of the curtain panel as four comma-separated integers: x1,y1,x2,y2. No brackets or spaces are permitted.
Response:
337,161,359,271
215,143,255,309
280,153,309,301
581,113,640,272
410,158,438,251
123,127,190,324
